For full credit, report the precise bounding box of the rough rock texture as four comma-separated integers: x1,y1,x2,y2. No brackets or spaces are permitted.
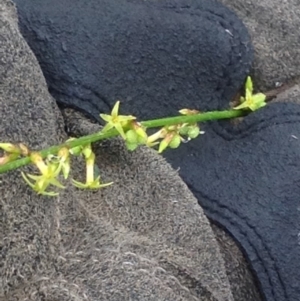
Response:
0,1,237,300
219,0,300,91
210,224,262,301
274,84,300,104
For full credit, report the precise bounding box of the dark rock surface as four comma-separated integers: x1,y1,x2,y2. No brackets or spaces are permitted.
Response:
12,0,252,121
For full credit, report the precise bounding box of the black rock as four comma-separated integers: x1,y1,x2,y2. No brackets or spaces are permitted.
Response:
12,0,252,120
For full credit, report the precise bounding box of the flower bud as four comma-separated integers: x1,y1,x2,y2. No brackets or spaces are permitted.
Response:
179,125,190,136
19,143,30,156
179,109,200,115
0,143,20,154
125,129,138,144
131,122,148,144
188,126,200,139
245,76,253,93
166,125,178,132
82,144,93,159
158,134,173,153
158,138,169,154
169,135,181,149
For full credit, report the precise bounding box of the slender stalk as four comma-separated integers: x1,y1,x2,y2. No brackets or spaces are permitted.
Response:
0,109,246,174
141,109,244,127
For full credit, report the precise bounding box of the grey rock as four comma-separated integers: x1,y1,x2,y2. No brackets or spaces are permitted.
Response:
274,84,300,104
219,0,300,90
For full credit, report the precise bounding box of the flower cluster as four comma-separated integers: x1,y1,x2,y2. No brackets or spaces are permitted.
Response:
0,76,267,196
145,109,204,153
100,102,204,154
70,143,113,190
0,142,112,196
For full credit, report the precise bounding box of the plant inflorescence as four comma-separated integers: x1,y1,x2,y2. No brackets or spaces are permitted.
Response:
0,76,266,196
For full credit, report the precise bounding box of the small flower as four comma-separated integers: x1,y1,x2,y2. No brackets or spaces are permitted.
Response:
100,101,136,139
46,147,71,180
31,152,59,176
234,76,267,111
21,152,65,196
57,147,71,179
72,151,113,190
21,171,65,196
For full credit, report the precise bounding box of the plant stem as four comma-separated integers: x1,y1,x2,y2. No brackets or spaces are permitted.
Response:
141,109,244,127
0,109,245,174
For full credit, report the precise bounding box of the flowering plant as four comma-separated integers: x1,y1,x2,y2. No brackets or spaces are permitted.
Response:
0,77,266,196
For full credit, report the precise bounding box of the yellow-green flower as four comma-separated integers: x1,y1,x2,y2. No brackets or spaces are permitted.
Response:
100,101,136,139
46,147,71,180
57,147,71,179
72,152,113,190
21,152,65,196
234,76,267,111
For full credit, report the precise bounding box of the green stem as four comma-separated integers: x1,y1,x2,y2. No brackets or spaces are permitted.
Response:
0,109,245,174
140,109,244,127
